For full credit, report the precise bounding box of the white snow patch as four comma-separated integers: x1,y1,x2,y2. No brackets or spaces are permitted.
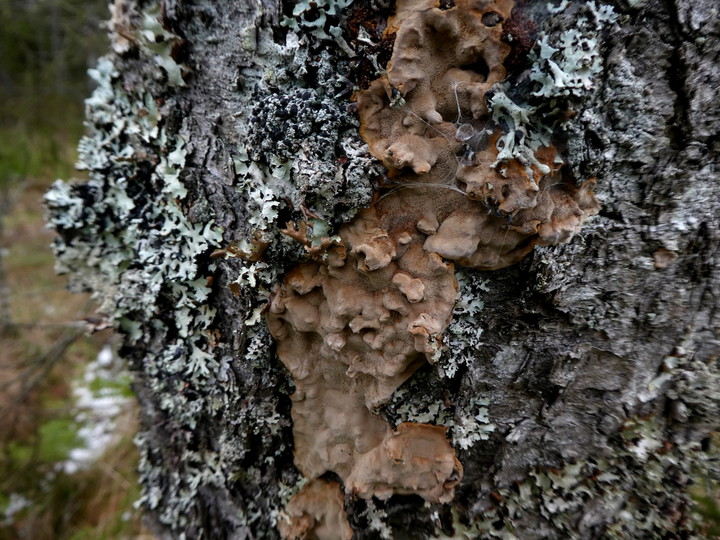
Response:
62,344,133,474
2,493,32,525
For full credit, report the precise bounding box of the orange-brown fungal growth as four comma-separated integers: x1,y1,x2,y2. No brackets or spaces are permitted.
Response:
271,0,599,538
268,209,462,499
357,0,599,271
360,0,514,172
278,479,353,540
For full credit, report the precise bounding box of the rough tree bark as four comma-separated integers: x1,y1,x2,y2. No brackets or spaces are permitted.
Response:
45,0,720,538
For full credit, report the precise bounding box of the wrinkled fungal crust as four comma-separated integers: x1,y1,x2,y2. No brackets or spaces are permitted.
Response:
269,0,600,537
278,479,353,540
269,210,462,499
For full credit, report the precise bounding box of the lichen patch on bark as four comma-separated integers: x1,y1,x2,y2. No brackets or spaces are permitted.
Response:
269,0,601,537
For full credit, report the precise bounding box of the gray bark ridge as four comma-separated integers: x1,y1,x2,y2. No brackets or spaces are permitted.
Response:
43,0,720,538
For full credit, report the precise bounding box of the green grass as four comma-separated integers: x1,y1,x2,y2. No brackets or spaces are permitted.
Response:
6,417,79,467
88,375,135,398
38,417,83,462
0,343,146,539
0,97,85,189
694,493,720,537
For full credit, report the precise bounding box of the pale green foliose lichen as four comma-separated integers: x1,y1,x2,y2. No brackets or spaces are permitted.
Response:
46,57,221,352
45,4,298,534
360,499,393,540
227,19,379,355
136,4,187,87
45,52,238,530
437,269,489,379
433,413,717,539
452,397,496,450
488,1,618,177
391,390,495,452
282,0,355,54
47,0,386,532
386,370,495,452
382,267,495,456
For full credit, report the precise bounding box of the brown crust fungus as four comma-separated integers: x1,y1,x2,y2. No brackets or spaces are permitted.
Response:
278,479,353,540
269,0,600,537
357,0,599,272
268,211,462,493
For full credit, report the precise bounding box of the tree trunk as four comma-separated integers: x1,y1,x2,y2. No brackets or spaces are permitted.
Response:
45,0,720,538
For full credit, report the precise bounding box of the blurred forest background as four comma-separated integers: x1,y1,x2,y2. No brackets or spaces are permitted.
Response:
0,0,147,537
